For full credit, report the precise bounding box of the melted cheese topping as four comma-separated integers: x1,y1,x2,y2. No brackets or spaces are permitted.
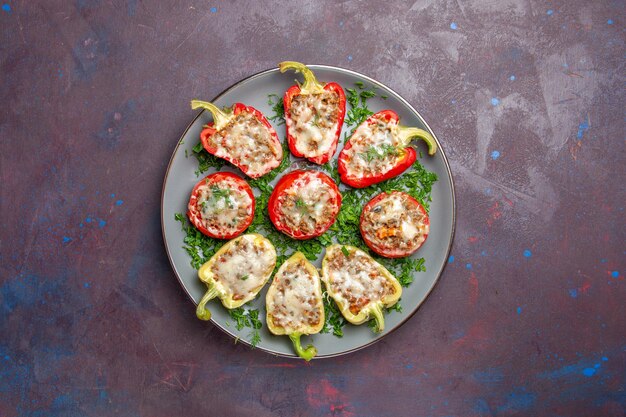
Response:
194,177,253,236
267,259,323,333
276,173,338,235
287,90,340,158
210,235,275,301
325,248,396,315
209,111,281,177
361,192,429,253
342,117,401,177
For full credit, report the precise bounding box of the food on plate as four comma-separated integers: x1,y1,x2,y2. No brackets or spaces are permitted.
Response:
195,234,277,321
191,100,283,178
337,110,437,188
279,61,346,165
360,191,429,258
321,244,402,332
268,170,341,240
187,172,255,240
266,252,324,361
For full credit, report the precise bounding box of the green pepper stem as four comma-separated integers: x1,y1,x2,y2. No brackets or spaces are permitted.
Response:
196,285,219,321
370,303,385,333
289,333,317,361
190,100,233,131
278,61,325,95
397,126,438,156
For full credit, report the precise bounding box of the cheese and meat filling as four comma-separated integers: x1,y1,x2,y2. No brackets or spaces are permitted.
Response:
287,90,340,158
209,235,275,301
192,177,253,236
325,249,398,315
276,173,339,235
343,117,401,177
267,257,323,333
362,192,429,253
208,110,282,177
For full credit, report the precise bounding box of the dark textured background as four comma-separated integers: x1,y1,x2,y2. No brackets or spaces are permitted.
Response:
1,1,624,416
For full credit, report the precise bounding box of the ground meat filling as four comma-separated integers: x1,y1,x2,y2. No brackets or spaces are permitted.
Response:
208,110,280,176
277,174,338,236
327,250,396,315
210,237,274,301
362,192,429,253
195,178,252,236
288,90,340,156
344,117,401,177
269,260,322,331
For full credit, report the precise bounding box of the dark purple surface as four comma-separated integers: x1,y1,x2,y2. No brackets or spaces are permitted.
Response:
1,1,624,416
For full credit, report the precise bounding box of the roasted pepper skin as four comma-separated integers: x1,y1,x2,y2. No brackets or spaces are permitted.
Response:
191,100,282,178
196,233,276,321
321,244,402,332
187,172,255,240
280,61,346,165
266,252,324,360
338,110,436,188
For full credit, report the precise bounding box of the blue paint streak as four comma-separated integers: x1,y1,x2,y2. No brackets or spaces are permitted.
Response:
210,6,217,13
448,255,454,263
450,22,458,30
473,368,504,384
582,367,596,377
2,3,11,12
517,306,522,315
491,150,500,160
86,216,92,223
491,97,500,106
98,219,106,228
62,236,72,243
577,116,590,139
497,388,537,412
568,288,578,298
115,200,123,206
611,271,619,278
607,19,613,25
466,263,472,270
84,282,90,288
547,9,553,15
523,249,532,258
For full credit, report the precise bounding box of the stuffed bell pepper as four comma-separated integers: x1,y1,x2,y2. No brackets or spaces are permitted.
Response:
360,191,430,258
268,170,341,240
279,61,346,165
196,234,276,321
187,172,255,240
191,100,283,178
321,244,402,332
266,252,325,361
338,110,437,188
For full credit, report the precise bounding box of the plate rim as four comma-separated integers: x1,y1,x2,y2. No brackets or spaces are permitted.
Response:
160,64,457,359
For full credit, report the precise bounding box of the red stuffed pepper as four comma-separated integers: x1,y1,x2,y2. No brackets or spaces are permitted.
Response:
337,110,437,188
279,61,346,165
268,170,341,240
191,100,283,178
360,191,430,258
187,172,255,239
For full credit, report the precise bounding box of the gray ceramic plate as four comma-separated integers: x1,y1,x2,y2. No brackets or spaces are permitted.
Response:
161,65,455,359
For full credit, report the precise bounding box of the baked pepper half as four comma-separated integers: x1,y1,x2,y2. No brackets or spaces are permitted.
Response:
266,252,325,361
279,61,346,165
196,233,277,321
337,110,437,188
191,100,283,178
321,244,402,332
